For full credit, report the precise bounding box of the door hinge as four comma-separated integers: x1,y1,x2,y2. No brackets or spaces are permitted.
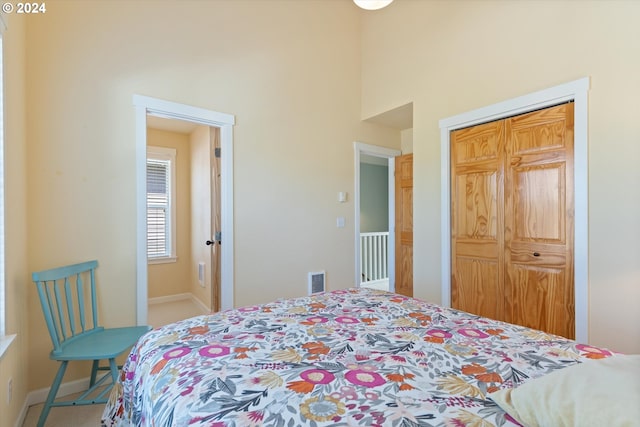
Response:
214,147,221,158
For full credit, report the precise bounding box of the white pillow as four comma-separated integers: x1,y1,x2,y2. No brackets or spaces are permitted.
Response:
489,354,640,427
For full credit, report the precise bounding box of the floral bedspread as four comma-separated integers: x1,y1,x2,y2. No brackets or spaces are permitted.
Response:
102,288,612,427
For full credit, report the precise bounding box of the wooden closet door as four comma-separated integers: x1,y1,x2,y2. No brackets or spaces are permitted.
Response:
450,121,505,321
504,103,574,338
395,154,413,297
450,103,574,339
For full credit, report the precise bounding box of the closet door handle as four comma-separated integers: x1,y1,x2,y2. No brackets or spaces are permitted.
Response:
533,252,540,257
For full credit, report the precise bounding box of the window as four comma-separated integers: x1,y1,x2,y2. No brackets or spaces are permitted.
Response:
0,15,14,358
147,146,177,263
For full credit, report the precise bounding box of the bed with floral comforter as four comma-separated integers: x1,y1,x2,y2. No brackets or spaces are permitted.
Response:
102,288,613,426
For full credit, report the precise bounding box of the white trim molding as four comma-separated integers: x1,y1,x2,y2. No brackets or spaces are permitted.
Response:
0,20,11,359
0,12,8,32
439,77,590,343
133,95,235,326
353,142,402,290
0,334,15,359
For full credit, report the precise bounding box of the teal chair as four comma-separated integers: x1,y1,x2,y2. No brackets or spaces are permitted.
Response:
32,260,150,427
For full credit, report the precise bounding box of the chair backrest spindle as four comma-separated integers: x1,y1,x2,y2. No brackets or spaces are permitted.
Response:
32,260,101,356
89,268,98,328
65,276,78,336
53,279,69,342
74,273,84,333
37,280,62,351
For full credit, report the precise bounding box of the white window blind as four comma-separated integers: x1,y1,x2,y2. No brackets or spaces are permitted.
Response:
146,146,176,262
147,159,169,257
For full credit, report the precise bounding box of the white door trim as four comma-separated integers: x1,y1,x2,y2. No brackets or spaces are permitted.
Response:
133,95,235,325
354,142,402,290
439,77,589,343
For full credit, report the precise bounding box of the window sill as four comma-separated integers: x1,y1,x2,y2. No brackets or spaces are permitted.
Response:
0,334,16,359
148,256,177,265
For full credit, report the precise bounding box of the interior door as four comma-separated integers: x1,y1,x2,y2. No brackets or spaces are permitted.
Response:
395,154,413,297
450,121,504,321
451,103,574,339
210,127,221,312
504,103,574,338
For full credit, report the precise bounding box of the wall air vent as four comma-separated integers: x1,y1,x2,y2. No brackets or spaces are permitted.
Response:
308,271,326,295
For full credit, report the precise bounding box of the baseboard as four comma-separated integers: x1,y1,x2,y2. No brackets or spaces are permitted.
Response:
149,292,210,314
26,376,91,407
148,292,192,305
14,399,29,427
14,376,91,427
190,294,210,314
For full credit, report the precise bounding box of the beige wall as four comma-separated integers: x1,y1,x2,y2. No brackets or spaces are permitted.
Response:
361,0,640,354
0,13,29,427
189,125,212,309
400,128,413,154
23,0,399,394
147,128,192,299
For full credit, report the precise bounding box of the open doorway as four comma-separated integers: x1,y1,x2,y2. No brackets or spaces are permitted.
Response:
354,142,401,291
144,117,221,327
134,95,235,326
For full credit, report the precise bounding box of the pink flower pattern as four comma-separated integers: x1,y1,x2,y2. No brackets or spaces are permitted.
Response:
103,288,615,427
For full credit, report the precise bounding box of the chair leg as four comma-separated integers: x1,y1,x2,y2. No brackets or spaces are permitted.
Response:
37,361,68,427
90,359,100,387
108,357,119,385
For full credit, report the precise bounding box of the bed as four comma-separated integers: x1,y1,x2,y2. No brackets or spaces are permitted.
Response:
102,287,637,427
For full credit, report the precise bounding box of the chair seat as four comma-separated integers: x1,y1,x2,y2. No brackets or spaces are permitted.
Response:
52,326,150,361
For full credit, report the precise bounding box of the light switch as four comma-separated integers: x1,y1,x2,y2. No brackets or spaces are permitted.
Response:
337,217,345,228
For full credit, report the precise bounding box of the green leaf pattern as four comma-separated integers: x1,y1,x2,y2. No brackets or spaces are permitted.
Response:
103,288,611,426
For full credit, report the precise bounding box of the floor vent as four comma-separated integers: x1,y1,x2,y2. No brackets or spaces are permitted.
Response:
308,271,326,295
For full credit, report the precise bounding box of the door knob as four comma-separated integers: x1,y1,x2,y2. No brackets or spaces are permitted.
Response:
206,240,215,246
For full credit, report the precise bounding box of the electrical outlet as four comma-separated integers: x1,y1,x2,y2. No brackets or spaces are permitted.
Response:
7,377,12,404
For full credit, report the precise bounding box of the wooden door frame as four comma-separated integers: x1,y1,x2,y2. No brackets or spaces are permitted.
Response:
353,142,402,289
134,95,235,326
439,77,589,343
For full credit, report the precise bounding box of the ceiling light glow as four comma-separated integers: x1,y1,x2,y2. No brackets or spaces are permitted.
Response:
353,0,394,11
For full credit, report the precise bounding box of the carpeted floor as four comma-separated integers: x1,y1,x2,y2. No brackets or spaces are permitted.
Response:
22,397,104,427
